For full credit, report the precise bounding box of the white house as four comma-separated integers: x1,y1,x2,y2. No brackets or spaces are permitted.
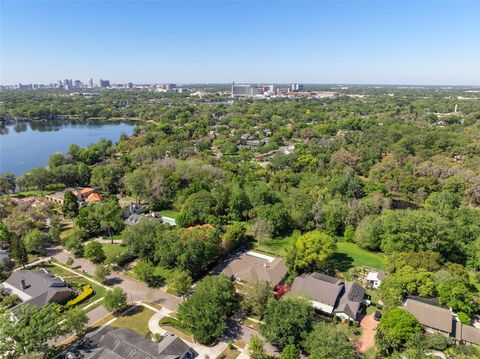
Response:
366,270,386,289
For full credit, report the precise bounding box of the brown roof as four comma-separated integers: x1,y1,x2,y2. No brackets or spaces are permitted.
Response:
459,324,480,345
222,253,287,287
404,298,453,333
291,272,344,307
86,193,101,203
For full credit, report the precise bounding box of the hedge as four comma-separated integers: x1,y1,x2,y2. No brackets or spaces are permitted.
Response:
67,284,94,307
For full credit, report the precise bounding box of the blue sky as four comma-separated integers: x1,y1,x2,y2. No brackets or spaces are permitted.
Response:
1,0,479,85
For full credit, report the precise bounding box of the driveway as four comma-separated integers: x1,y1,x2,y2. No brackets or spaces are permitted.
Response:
356,314,378,353
48,247,182,311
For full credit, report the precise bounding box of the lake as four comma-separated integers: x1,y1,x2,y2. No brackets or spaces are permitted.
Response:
0,119,136,176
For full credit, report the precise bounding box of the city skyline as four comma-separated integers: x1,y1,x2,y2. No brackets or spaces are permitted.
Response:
2,0,480,86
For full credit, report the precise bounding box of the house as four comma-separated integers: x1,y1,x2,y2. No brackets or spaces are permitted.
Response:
291,272,365,322
404,297,480,345
1,268,73,309
122,202,149,219
366,270,386,289
222,251,287,287
45,187,101,205
82,326,197,359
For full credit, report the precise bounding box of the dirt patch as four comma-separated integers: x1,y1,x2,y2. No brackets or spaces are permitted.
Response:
356,314,378,353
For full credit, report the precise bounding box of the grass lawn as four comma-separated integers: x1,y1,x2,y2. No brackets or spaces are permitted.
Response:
101,243,126,263
111,306,155,337
334,242,386,271
159,317,193,342
60,227,76,241
126,264,173,285
158,209,180,219
253,236,295,257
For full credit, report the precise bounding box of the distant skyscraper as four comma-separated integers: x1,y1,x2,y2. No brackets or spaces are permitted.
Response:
231,83,258,97
291,83,304,92
99,79,110,88
88,78,94,88
127,82,133,89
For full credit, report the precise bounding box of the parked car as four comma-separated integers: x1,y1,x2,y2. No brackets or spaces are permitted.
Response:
373,311,382,321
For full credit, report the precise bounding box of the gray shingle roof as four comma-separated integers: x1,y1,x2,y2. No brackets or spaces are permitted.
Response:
291,272,344,307
4,268,72,309
404,298,453,333
83,327,195,359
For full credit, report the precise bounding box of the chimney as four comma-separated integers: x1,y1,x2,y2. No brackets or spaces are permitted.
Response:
21,278,27,290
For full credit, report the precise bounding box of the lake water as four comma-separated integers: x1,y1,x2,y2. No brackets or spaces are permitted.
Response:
0,119,136,176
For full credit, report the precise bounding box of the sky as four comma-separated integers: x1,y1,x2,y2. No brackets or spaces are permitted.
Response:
1,0,479,85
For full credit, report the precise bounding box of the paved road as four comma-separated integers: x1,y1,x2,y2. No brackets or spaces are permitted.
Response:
48,247,181,311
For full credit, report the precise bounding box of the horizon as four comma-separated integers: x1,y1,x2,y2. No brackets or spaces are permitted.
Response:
1,0,480,86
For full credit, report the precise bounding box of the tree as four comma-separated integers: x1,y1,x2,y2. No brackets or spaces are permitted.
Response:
375,308,422,356
65,235,84,257
280,344,300,359
90,163,123,194
95,264,111,283
0,303,72,357
0,173,16,195
123,219,161,261
10,235,28,267
133,260,160,287
249,335,268,359
66,257,74,266
167,270,192,296
98,198,124,242
304,322,357,359
62,190,79,218
84,241,106,263
178,275,237,345
177,190,215,227
241,280,274,318
103,287,128,313
286,230,336,275
64,307,88,336
261,297,313,349
23,228,49,255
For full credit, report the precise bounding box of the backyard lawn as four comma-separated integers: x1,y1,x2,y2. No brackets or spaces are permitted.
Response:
111,306,155,337
334,242,386,271
102,243,126,263
253,236,294,257
158,209,180,219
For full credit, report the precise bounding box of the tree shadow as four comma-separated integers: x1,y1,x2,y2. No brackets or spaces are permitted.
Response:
328,253,354,272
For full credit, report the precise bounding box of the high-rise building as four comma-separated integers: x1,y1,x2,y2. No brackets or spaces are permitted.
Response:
231,83,258,97
74,80,83,88
99,79,111,88
127,82,133,89
291,83,304,92
88,78,94,88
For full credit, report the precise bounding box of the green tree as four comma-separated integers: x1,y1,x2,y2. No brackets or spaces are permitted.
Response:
178,275,237,345
249,335,268,359
241,280,274,318
167,270,192,296
95,264,111,283
0,303,72,357
90,163,123,194
103,287,128,313
280,344,300,359
65,235,84,257
375,308,422,356
177,190,215,227
123,219,161,261
84,241,106,263
261,297,313,349
23,228,49,255
64,307,88,336
0,173,16,195
98,197,124,242
304,322,357,359
286,230,336,275
62,190,79,218
10,235,28,267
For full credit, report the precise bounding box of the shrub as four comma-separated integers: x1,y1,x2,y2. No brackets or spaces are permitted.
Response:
67,285,94,307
